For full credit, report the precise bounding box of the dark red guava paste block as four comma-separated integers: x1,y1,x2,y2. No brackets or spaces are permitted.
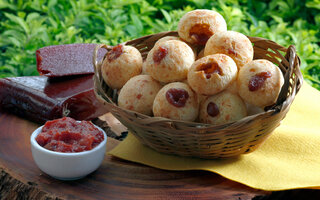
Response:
36,117,104,153
36,44,107,77
0,75,109,123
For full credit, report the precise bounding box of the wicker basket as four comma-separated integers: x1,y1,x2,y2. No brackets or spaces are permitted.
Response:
93,31,303,159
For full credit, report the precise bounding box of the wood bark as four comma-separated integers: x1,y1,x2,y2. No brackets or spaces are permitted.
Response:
7,111,320,200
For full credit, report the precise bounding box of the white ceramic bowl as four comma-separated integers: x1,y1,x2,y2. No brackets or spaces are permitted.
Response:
30,124,107,180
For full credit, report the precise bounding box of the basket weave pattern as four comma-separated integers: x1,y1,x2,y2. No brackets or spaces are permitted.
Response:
93,31,303,159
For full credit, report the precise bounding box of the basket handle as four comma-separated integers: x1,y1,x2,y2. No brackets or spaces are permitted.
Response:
93,44,109,77
275,45,303,107
92,44,118,106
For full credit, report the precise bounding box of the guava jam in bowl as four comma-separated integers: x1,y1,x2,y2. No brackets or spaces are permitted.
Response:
30,117,107,180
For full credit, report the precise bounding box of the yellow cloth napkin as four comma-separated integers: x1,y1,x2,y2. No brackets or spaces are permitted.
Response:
109,83,320,191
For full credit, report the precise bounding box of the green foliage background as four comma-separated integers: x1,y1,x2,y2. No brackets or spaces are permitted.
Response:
0,0,319,90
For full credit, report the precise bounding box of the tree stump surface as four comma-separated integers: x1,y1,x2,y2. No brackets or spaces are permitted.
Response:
0,111,319,200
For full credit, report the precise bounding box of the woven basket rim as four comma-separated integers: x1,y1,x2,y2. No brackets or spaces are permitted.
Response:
93,31,302,128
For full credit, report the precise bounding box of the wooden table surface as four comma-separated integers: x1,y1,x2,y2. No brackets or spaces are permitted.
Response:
0,111,320,200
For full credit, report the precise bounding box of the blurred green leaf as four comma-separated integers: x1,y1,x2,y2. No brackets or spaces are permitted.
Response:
4,13,29,35
130,13,143,33
306,1,320,9
0,0,319,90
160,9,171,23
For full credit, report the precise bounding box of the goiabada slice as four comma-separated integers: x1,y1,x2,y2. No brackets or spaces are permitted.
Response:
0,75,109,123
36,43,107,77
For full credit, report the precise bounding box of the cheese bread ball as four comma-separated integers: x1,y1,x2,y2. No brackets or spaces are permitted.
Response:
238,59,284,107
225,79,238,95
153,82,198,121
178,9,227,45
188,54,238,95
204,31,253,69
154,36,182,47
197,93,207,105
199,91,247,125
246,102,264,116
145,40,195,83
118,75,162,116
102,44,142,89
141,61,148,75
154,36,197,60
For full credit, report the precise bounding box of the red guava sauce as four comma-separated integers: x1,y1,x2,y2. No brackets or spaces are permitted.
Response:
153,46,168,64
166,88,189,107
228,48,237,56
107,44,123,62
199,62,223,79
36,117,104,153
207,102,220,117
189,24,213,45
248,71,272,91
